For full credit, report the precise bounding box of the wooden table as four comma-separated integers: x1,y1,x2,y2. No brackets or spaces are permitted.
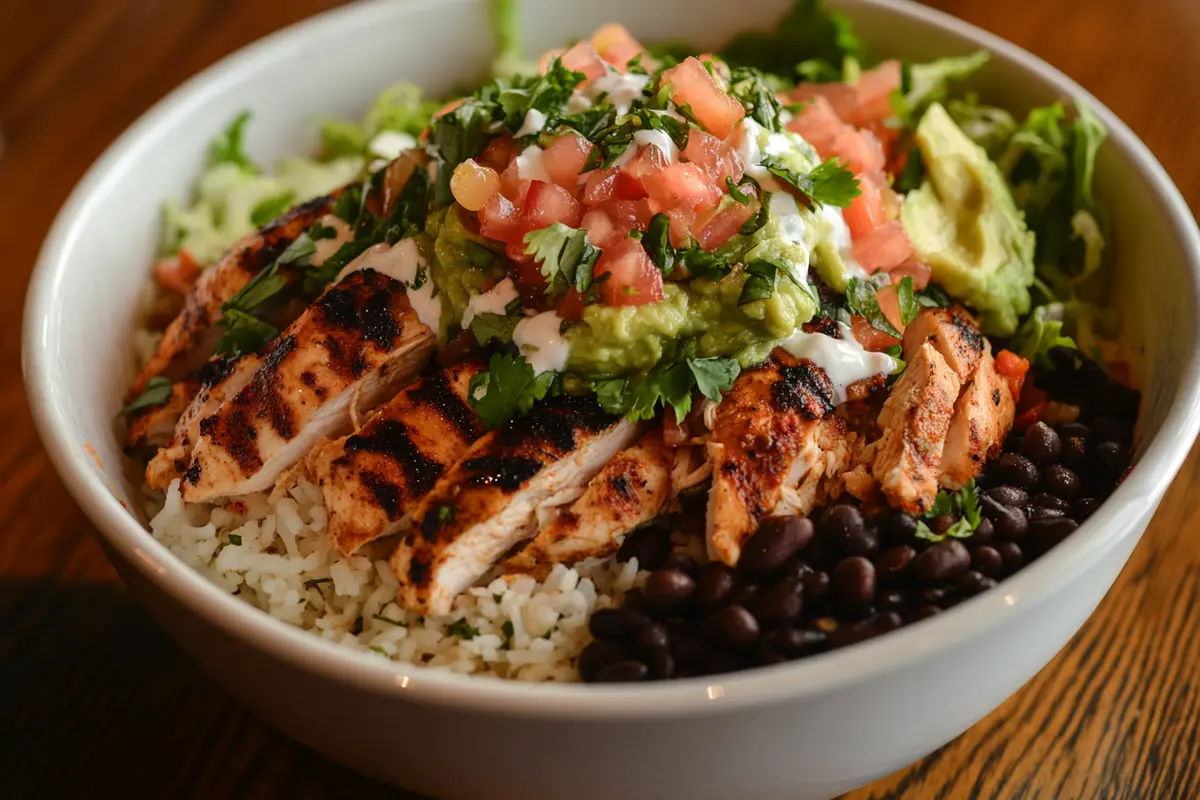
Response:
3,0,1198,796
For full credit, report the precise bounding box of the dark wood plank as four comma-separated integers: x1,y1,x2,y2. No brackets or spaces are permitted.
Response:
1,0,1197,797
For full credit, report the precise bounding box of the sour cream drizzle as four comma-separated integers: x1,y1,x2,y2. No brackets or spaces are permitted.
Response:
581,69,651,115
779,322,895,405
516,109,547,138
461,278,519,328
513,310,570,374
312,215,353,265
337,238,442,333
817,204,870,281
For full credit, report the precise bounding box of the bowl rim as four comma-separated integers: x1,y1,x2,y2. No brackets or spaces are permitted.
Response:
23,0,1200,719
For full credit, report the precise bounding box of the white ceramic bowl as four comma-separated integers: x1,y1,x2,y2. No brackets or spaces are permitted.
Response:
23,0,1200,797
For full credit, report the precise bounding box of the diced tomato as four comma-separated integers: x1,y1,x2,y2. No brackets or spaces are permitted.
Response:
1014,403,1047,433
583,167,618,205
604,199,653,232
887,258,932,289
557,288,588,322
506,241,533,263
581,208,623,249
833,127,887,175
850,315,900,351
644,163,723,212
874,283,907,334
1017,385,1049,414
500,159,531,206
542,134,593,189
692,197,757,250
154,250,200,294
521,181,584,230
683,130,744,185
843,175,886,239
791,60,902,129
559,41,609,81
594,238,664,306
478,135,519,173
787,95,845,152
591,23,645,71
661,57,745,139
994,349,1031,402
479,193,522,243
664,205,697,247
788,96,885,175
617,144,668,200
852,221,915,273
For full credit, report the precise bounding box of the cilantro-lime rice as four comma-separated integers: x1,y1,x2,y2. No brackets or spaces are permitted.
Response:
127,0,1134,683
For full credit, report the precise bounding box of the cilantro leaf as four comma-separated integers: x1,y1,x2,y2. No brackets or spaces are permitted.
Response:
738,261,777,305
430,100,498,207
524,223,600,293
224,261,288,316
728,66,784,132
303,239,377,295
470,310,520,346
914,480,983,542
687,358,741,402
250,192,296,228
448,618,481,639
468,353,557,429
1009,303,1077,367
678,246,735,281
215,309,279,357
897,276,919,326
381,166,431,245
590,354,740,422
761,156,860,208
739,187,771,236
122,376,173,416
916,282,954,308
845,277,901,338
499,59,587,130
208,111,257,173
642,213,675,275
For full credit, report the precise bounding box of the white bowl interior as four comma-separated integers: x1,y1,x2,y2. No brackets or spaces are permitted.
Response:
23,0,1200,712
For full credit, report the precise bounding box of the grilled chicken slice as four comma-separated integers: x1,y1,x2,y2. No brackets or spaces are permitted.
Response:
872,342,961,514
178,269,435,502
129,195,348,398
125,377,199,454
502,429,673,578
706,351,840,567
940,345,1015,489
145,355,262,490
310,361,487,555
901,307,984,383
391,397,639,615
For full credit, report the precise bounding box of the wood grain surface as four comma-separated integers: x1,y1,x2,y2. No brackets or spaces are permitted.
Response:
3,1,1199,797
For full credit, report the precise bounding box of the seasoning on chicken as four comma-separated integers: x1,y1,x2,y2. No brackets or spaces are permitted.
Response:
901,306,984,383
872,342,962,514
705,351,843,567
125,377,199,454
391,397,640,615
310,360,487,555
940,345,1015,489
129,194,347,397
178,269,435,502
503,429,673,578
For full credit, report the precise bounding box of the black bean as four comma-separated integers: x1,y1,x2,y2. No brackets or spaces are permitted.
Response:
878,589,912,611
1042,464,1082,502
764,627,827,658
705,605,760,649
694,562,737,609
597,659,650,682
1031,493,1070,513
1074,497,1100,520
929,515,958,536
1026,505,1066,522
633,622,670,654
906,604,940,623
914,539,971,583
1091,441,1130,481
749,577,804,627
827,612,902,649
1092,416,1134,446
616,525,672,571
981,496,1029,540
985,485,1030,508
752,641,789,667
920,586,954,605
589,607,650,639
643,569,696,608
879,510,919,546
775,556,814,583
801,537,837,570
970,545,1004,579
1060,437,1088,469
662,552,699,576
1029,517,1079,553
740,515,814,575
971,517,996,545
579,639,631,681
726,583,760,608
955,570,997,597
668,632,709,668
995,453,1040,488
832,557,877,610
995,541,1023,574
645,647,675,680
800,569,830,602
1057,422,1093,441
875,545,916,586
819,504,878,557
702,651,745,676
1024,422,1062,465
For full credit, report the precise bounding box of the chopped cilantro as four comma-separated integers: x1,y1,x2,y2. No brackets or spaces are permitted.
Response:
429,100,497,207
373,614,405,626
448,618,481,639
589,350,740,422
738,261,777,305
207,111,258,173
437,505,456,524
303,578,332,588
214,309,279,357
501,619,515,644
250,191,296,228
499,59,587,130
761,156,861,208
688,358,741,402
227,534,242,546
897,276,919,326
370,646,391,657
381,166,431,245
302,239,376,295
524,223,600,293
845,277,901,338
121,376,173,415
728,66,784,132
915,480,983,542
468,353,557,429
642,214,675,275
739,188,771,236
464,240,498,269
470,310,521,346
677,246,735,281
916,282,954,308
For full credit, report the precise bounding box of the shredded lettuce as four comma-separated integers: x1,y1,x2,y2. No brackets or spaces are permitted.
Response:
720,0,861,77
946,94,1017,158
318,83,440,160
1009,303,1077,366
896,50,990,127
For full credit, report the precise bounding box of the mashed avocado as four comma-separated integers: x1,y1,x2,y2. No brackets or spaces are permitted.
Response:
425,206,507,326
901,102,1036,335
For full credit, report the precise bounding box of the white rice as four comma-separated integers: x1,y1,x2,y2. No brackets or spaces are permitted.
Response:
146,479,644,682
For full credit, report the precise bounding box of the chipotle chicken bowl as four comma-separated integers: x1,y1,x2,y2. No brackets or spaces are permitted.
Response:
24,0,1200,797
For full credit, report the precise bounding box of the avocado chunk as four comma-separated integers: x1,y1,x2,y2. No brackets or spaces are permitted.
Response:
901,102,1036,335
